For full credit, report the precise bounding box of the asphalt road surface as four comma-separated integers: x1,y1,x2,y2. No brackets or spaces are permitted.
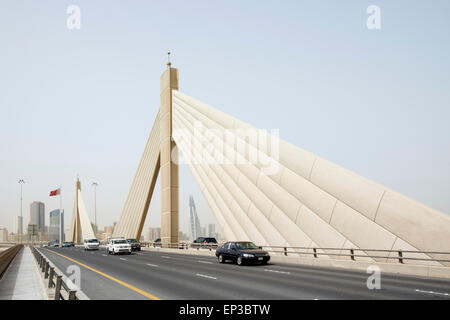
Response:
40,247,450,300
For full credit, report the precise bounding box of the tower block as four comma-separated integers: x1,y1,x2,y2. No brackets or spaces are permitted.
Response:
160,65,179,247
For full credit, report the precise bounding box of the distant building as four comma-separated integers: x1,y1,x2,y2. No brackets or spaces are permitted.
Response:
207,224,215,237
178,231,189,241
104,226,114,234
30,201,45,233
64,228,70,241
15,216,23,235
189,196,202,240
49,209,64,242
0,228,8,242
146,227,161,241
8,233,18,243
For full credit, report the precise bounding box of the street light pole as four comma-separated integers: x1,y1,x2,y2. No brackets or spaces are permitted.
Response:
92,182,98,235
18,179,25,244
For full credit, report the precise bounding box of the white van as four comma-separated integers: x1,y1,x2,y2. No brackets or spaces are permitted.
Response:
83,238,99,250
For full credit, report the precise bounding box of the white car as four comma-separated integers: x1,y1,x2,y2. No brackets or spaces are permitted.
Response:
83,238,100,250
107,238,131,255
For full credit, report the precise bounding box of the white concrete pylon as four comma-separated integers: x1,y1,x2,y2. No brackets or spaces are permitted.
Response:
68,178,96,244
112,67,450,267
171,90,450,266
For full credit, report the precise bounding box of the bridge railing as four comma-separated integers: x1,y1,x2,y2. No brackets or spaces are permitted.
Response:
141,241,220,251
140,241,450,264
30,246,88,300
0,244,23,279
259,246,450,264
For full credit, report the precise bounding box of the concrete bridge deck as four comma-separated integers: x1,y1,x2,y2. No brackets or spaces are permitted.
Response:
40,246,450,300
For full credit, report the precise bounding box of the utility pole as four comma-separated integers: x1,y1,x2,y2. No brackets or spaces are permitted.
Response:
18,179,25,244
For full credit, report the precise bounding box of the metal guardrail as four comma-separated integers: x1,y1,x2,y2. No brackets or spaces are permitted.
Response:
258,246,450,264
0,244,24,280
140,241,219,251
30,246,82,300
141,241,450,264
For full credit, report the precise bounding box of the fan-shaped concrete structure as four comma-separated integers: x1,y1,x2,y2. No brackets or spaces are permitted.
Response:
68,179,96,243
113,65,450,267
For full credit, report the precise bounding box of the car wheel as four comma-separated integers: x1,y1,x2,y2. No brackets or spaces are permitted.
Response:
237,256,243,266
218,254,225,263
128,251,131,255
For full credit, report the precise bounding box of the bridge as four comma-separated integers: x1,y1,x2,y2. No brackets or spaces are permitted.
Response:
1,63,450,300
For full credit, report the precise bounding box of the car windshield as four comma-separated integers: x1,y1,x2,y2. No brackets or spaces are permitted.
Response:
126,239,137,243
235,242,259,250
204,238,217,242
113,240,127,244
86,239,98,243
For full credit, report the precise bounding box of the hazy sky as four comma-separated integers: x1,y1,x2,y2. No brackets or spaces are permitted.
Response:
1,1,449,235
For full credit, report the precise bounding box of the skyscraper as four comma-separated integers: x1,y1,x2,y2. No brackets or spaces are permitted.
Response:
30,201,45,232
15,216,23,235
189,195,202,241
146,227,161,241
208,223,216,237
49,209,64,242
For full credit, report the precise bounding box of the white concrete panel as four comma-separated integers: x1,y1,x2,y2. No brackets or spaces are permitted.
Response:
278,139,316,180
269,206,311,247
311,158,385,221
257,173,301,222
296,205,347,255
376,190,450,266
330,201,397,261
246,204,286,247
280,168,337,223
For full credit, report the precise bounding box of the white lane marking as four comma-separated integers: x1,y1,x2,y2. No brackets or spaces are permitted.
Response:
90,252,94,254
120,258,127,261
196,273,217,280
147,263,159,267
102,254,107,257
264,269,291,275
161,256,171,259
415,289,450,297
198,260,213,264
137,253,143,255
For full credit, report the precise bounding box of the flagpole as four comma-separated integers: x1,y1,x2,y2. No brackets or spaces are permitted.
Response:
59,186,62,248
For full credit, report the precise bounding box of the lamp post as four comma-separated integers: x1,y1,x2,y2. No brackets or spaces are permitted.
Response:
92,182,98,235
18,179,25,244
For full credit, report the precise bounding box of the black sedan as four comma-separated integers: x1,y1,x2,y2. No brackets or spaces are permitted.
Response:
215,241,270,266
62,241,75,247
126,239,141,251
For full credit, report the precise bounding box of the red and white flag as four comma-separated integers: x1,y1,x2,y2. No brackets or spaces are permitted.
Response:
49,188,61,196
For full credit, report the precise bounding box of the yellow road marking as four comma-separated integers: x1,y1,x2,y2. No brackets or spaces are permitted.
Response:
44,249,160,300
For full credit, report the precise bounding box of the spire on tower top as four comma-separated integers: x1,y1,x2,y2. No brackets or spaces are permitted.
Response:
167,51,171,68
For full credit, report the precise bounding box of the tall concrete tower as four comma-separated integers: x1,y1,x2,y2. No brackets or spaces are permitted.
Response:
160,61,179,247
